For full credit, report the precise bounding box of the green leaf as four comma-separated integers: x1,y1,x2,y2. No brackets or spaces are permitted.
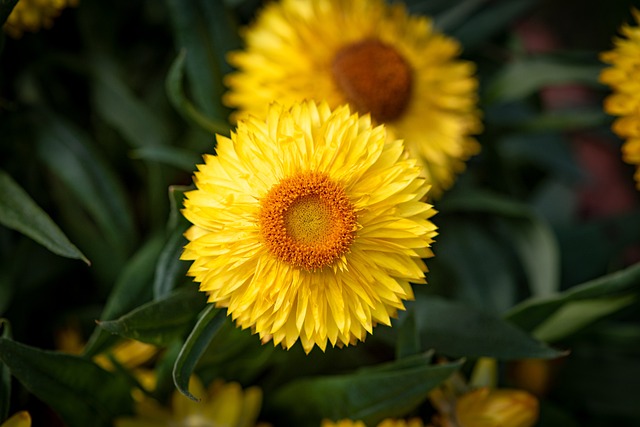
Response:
172,305,225,401
412,296,564,360
506,262,640,335
84,235,165,357
166,50,229,135
396,311,420,360
448,0,535,51
486,54,603,104
165,0,240,121
271,353,463,427
153,221,190,300
97,287,206,346
0,319,11,421
90,54,169,148
532,295,636,342
0,169,88,264
129,145,203,172
35,113,136,258
0,337,133,427
439,190,561,297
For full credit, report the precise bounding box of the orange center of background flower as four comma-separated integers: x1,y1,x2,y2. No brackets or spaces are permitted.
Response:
331,38,413,122
259,171,357,271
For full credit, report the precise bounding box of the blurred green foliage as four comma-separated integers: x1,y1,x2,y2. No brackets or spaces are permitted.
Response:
1,0,640,426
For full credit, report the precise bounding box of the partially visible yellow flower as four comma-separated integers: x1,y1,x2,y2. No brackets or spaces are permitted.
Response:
600,8,640,189
3,0,78,38
0,412,31,427
322,419,424,427
181,100,436,353
224,0,481,198
454,388,539,427
114,377,267,427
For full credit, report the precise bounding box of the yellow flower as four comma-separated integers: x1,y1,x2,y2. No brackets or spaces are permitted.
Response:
115,377,267,427
0,412,31,427
181,100,436,353
224,0,481,198
3,0,78,38
454,388,539,427
322,419,424,427
600,8,640,189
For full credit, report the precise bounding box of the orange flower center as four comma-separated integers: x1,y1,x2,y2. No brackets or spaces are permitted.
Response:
259,171,357,271
332,38,413,122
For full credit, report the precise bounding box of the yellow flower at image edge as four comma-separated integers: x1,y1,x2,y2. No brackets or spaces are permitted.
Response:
181,101,436,353
0,412,31,427
224,0,482,198
3,0,78,38
115,377,265,427
600,8,640,189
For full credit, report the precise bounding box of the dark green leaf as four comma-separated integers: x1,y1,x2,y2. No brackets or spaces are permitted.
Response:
173,305,225,401
506,262,640,334
532,295,636,342
271,353,463,427
166,50,229,135
98,287,206,346
165,0,239,121
486,55,603,104
412,296,564,359
84,235,165,357
396,311,420,360
0,169,88,264
449,0,535,51
129,145,203,172
35,113,136,258
0,337,133,427
90,54,169,148
153,221,190,300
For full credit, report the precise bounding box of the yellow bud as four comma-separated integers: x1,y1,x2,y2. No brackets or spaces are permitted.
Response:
455,387,539,427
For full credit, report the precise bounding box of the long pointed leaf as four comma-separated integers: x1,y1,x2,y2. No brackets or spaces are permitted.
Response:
0,338,133,427
172,305,225,401
0,169,88,264
272,353,463,427
98,287,206,346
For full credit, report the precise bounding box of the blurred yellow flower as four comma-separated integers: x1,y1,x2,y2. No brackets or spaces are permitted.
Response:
181,100,436,353
3,0,78,38
224,0,481,198
0,412,31,427
454,387,539,427
600,8,640,189
322,419,424,427
115,377,267,427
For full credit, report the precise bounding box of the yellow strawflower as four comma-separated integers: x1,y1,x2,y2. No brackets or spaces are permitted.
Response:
3,0,78,38
454,388,539,427
114,377,267,427
0,412,31,427
600,8,640,189
224,0,481,198
181,100,436,353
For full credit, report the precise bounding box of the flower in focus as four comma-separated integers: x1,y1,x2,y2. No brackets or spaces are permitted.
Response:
600,8,640,189
181,100,436,353
0,412,31,427
322,419,424,427
3,0,78,38
453,388,539,427
224,0,481,198
114,377,267,427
